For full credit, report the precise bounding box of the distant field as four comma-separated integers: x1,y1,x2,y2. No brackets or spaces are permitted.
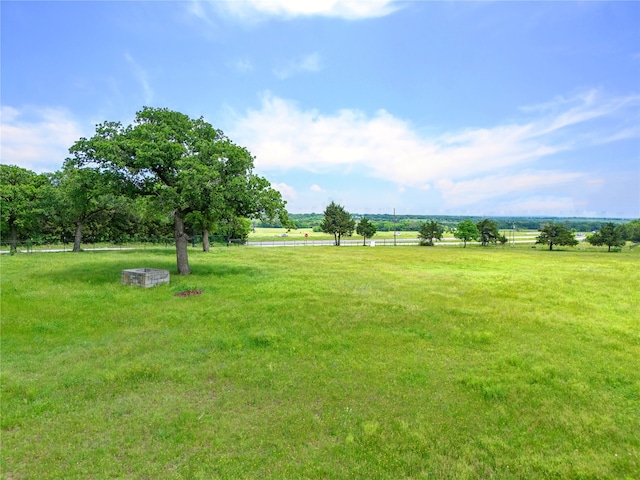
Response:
1,245,639,478
248,227,542,244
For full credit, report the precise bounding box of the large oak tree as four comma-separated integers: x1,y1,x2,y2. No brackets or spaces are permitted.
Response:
68,107,288,274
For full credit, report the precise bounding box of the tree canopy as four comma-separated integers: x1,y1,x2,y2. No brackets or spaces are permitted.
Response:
51,164,128,252
536,222,579,251
587,222,626,251
621,219,640,244
418,220,444,246
68,107,289,274
0,165,48,252
320,202,355,246
356,217,377,246
476,219,500,247
454,219,479,248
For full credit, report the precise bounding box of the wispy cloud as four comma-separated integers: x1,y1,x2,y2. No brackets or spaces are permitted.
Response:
0,106,86,173
234,59,254,73
435,171,585,208
191,0,401,22
492,196,582,217
274,53,322,79
229,90,639,209
187,0,210,24
273,182,297,200
124,52,153,105
310,184,325,192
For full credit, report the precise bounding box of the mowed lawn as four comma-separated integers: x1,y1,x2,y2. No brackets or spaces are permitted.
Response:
1,245,639,479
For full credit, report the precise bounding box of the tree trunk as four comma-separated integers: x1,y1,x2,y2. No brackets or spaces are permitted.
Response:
463,239,467,248
73,221,84,252
174,213,191,275
549,242,553,251
202,229,210,252
363,236,366,246
9,225,18,253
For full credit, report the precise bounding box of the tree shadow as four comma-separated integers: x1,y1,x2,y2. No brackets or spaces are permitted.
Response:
45,250,260,287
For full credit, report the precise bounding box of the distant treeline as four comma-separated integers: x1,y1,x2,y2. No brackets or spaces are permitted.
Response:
255,214,632,232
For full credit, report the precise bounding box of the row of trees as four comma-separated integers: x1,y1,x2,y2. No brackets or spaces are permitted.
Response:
318,201,377,246
535,221,640,251
1,107,290,274
319,205,511,248
0,163,254,251
269,213,631,233
318,203,640,251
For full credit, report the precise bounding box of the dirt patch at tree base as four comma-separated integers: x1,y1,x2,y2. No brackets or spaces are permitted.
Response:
174,290,203,297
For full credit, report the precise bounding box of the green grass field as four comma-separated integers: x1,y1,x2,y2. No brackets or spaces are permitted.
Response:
1,245,639,479
247,227,542,243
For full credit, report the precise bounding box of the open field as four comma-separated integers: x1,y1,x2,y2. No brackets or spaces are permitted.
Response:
247,227,542,244
1,246,639,478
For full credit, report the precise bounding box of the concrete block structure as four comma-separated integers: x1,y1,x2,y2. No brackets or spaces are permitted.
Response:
121,268,170,288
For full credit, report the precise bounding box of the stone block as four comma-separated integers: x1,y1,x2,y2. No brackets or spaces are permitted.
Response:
121,268,170,288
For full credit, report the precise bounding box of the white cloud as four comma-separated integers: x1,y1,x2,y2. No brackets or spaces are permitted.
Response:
272,182,297,200
229,90,639,209
0,106,86,173
274,53,322,79
197,0,400,21
310,184,324,192
435,171,584,208
233,91,638,180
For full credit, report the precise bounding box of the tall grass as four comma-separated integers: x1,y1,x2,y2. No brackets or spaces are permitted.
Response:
1,245,639,479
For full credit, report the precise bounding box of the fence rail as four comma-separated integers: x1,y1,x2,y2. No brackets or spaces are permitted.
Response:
1,235,541,253
246,237,538,247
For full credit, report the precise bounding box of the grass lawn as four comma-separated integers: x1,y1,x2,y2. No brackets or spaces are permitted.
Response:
1,245,639,479
247,227,542,243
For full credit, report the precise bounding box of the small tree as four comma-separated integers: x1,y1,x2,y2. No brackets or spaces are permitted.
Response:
52,164,127,252
320,202,355,246
536,222,579,251
587,222,626,252
454,219,479,248
356,217,377,246
418,220,444,246
476,218,500,247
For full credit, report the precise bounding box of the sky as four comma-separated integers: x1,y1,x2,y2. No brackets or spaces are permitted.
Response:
1,0,639,218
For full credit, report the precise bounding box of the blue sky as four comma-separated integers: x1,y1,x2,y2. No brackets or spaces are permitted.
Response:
2,1,639,218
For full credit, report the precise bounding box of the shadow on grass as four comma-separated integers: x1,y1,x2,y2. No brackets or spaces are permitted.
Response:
43,250,260,286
